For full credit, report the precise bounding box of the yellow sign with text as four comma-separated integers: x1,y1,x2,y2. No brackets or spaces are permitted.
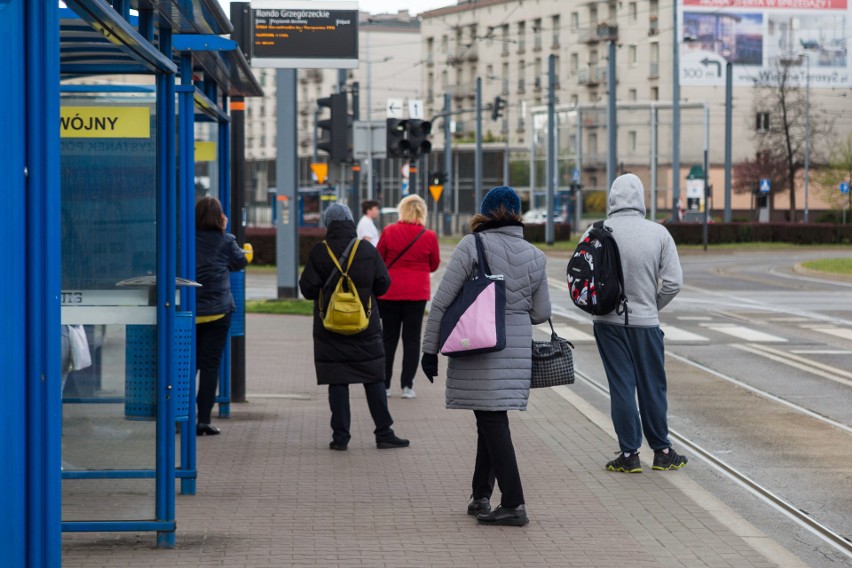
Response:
60,106,150,138
429,184,444,202
194,141,217,162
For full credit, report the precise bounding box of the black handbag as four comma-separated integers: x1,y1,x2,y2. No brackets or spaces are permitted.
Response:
531,319,575,388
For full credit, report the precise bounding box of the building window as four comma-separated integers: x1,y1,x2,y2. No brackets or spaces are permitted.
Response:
756,112,770,132
441,34,448,54
502,62,509,94
517,21,526,53
629,45,637,65
486,26,495,45
502,24,509,55
441,70,448,88
570,53,578,73
427,37,434,61
589,6,597,26
552,15,560,47
651,86,659,100
629,2,637,21
571,12,579,31
628,88,637,101
628,131,637,152
533,18,542,50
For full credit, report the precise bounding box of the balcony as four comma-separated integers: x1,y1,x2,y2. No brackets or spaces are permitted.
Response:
578,66,607,86
580,23,618,44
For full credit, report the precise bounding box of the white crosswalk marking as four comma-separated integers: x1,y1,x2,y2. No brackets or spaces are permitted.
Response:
700,324,787,343
535,323,595,342
801,325,852,341
660,324,709,342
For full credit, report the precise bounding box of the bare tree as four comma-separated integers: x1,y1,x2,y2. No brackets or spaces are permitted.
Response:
749,58,833,221
733,150,787,218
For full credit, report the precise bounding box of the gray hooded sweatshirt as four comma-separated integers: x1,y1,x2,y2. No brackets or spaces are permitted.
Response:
587,174,682,327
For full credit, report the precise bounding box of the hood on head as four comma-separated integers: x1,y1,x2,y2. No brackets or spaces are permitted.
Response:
608,174,646,217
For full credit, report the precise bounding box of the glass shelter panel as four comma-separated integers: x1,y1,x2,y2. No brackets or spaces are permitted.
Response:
60,91,159,521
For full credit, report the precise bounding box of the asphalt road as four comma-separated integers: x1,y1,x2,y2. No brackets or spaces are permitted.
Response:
249,245,852,567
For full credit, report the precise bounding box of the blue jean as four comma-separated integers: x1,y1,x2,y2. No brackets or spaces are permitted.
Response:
593,322,671,453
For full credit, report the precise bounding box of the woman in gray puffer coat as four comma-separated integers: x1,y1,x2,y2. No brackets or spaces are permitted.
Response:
421,186,550,527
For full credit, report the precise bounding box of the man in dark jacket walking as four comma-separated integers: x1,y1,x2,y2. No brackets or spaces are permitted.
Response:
582,174,687,473
299,203,409,451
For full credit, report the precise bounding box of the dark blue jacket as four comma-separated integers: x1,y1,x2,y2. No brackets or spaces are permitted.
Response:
196,230,247,316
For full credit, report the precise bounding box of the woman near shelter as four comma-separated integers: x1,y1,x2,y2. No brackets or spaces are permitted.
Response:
299,203,409,451
420,186,550,526
376,195,440,399
195,196,247,436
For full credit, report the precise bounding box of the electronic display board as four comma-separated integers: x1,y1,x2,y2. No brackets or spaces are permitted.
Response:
251,1,359,69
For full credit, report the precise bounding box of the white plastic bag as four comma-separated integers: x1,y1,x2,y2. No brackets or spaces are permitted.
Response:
68,325,92,371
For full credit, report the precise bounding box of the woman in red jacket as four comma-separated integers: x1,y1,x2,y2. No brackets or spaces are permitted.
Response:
376,195,441,398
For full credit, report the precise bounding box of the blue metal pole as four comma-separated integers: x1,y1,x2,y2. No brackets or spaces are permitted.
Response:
155,25,177,549
218,97,232,419
178,53,197,495
25,0,62,565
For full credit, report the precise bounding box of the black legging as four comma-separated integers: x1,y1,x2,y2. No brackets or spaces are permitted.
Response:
378,299,427,390
471,410,524,508
195,313,232,424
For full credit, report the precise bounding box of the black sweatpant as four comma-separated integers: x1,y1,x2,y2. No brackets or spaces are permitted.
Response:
195,313,232,424
471,410,524,508
328,382,394,446
378,299,427,390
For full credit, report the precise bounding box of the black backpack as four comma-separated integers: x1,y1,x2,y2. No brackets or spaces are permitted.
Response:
566,220,628,324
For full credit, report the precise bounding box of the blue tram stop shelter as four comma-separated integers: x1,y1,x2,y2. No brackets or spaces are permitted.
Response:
1,1,262,566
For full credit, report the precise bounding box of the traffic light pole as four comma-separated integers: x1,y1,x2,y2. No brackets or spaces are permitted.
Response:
475,77,482,209
546,55,555,245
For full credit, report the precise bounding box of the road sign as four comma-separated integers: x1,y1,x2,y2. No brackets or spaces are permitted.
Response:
572,167,580,183
841,182,850,194
401,163,410,179
310,163,328,185
429,184,444,202
408,99,424,119
759,178,770,193
352,120,387,160
401,179,409,196
386,98,403,118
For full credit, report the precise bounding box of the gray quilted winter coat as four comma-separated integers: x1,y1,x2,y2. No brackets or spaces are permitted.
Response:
422,225,551,411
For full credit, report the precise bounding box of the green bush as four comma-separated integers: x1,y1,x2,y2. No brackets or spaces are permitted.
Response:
584,190,607,213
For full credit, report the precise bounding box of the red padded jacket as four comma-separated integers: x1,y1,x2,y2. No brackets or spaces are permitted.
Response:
376,222,440,301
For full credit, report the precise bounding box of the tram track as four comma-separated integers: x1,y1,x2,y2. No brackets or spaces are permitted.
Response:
570,367,852,560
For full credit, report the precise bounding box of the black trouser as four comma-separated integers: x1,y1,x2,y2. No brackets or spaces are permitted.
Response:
471,410,524,508
378,299,427,390
196,313,232,424
328,382,394,446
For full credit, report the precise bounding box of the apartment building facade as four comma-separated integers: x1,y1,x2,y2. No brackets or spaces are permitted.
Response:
421,0,851,216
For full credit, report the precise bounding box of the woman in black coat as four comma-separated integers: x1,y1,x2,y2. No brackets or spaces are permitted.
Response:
299,203,409,451
195,197,248,436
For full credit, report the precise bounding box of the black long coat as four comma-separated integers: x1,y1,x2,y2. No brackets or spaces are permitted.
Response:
298,220,391,385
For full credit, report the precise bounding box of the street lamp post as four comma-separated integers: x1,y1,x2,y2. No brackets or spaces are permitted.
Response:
804,53,810,223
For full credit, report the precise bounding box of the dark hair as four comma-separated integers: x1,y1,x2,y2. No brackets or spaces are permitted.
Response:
196,196,225,232
361,200,380,215
470,205,523,232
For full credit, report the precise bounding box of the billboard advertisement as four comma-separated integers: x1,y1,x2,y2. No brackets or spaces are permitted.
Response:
679,0,850,87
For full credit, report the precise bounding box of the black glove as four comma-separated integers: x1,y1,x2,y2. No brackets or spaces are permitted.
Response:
420,352,438,383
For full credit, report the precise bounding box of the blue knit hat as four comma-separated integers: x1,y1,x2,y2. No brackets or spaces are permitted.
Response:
323,202,354,225
480,186,521,216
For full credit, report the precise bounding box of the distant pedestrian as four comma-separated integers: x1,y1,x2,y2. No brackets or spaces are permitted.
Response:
299,203,409,451
580,174,688,473
421,186,551,526
356,199,381,244
195,196,247,436
376,195,440,399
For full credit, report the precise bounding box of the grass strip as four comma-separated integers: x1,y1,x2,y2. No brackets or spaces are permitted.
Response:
800,258,852,275
246,299,313,316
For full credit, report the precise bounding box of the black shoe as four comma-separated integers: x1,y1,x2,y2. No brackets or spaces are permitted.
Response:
196,423,220,436
467,497,491,516
653,447,688,470
606,451,642,473
476,504,529,526
329,441,348,451
376,434,410,449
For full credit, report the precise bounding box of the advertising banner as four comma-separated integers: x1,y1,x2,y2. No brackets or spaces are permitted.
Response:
679,0,850,87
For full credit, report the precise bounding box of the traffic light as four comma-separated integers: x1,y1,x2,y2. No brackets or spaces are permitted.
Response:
386,118,410,158
491,96,506,121
317,93,347,162
429,172,447,186
407,119,432,158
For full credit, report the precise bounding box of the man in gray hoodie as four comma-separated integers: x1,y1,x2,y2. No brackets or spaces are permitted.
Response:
586,173,687,473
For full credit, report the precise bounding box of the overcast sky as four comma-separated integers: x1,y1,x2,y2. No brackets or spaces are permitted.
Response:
217,1,454,17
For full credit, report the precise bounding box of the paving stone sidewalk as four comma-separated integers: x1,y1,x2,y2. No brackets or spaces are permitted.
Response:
62,313,801,567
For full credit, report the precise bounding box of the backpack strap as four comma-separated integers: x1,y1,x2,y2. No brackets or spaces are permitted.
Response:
597,221,629,325
386,228,427,269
